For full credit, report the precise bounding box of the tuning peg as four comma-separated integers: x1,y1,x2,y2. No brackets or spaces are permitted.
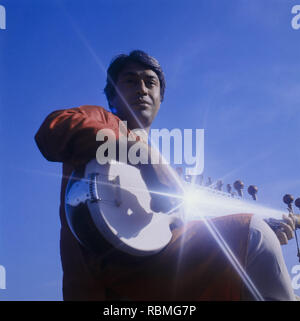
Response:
283,194,294,213
294,198,300,226
226,184,236,197
248,185,258,201
196,174,204,185
293,198,300,230
295,198,300,211
215,180,223,191
205,177,212,187
233,180,244,197
226,184,232,193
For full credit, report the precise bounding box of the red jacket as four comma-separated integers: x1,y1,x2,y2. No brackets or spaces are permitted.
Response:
35,104,253,301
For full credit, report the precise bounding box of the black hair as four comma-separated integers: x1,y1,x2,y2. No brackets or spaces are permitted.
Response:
104,50,166,108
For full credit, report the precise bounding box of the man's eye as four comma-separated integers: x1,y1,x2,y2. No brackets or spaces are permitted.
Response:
147,81,157,87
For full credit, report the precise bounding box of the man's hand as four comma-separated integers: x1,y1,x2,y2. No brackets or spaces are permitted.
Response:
139,162,182,214
150,187,181,214
273,214,296,245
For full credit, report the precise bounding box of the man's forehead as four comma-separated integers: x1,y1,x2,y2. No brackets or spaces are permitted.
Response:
118,62,159,79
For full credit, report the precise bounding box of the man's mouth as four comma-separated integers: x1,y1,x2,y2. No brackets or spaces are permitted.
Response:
132,100,151,109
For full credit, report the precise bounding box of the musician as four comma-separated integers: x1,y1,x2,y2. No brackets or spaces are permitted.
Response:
35,50,297,301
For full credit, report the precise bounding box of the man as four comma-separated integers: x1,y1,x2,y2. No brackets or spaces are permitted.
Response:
35,50,296,300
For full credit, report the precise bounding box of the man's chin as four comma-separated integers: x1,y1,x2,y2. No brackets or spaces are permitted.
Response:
129,111,151,128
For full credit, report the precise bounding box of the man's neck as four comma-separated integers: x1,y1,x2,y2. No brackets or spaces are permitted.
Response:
128,124,151,135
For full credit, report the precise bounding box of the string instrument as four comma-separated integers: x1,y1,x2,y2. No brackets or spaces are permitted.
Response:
65,159,300,257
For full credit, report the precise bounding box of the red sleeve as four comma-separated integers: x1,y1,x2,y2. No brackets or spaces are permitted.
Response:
34,105,122,167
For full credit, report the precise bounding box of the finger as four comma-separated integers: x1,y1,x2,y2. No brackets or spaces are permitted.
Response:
274,230,288,245
294,214,300,229
283,214,295,230
279,222,294,240
288,213,296,229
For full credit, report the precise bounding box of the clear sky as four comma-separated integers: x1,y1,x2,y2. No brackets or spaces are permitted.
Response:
1,0,300,300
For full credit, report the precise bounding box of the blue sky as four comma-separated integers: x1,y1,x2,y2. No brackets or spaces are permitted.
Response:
1,0,300,300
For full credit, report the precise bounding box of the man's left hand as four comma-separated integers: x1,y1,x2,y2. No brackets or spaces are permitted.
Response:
273,214,296,245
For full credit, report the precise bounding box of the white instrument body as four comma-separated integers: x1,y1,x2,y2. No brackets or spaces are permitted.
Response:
66,159,179,256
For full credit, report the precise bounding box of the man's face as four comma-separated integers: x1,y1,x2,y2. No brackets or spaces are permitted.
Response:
110,62,161,130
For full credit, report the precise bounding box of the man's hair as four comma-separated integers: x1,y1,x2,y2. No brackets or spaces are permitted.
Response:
104,50,166,108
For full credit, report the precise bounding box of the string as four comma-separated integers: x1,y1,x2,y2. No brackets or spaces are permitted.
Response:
294,230,300,262
289,206,300,263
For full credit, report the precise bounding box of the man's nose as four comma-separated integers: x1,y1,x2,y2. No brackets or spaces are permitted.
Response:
136,80,147,95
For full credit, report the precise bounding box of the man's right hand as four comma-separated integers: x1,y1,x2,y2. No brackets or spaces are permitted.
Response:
139,163,182,214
